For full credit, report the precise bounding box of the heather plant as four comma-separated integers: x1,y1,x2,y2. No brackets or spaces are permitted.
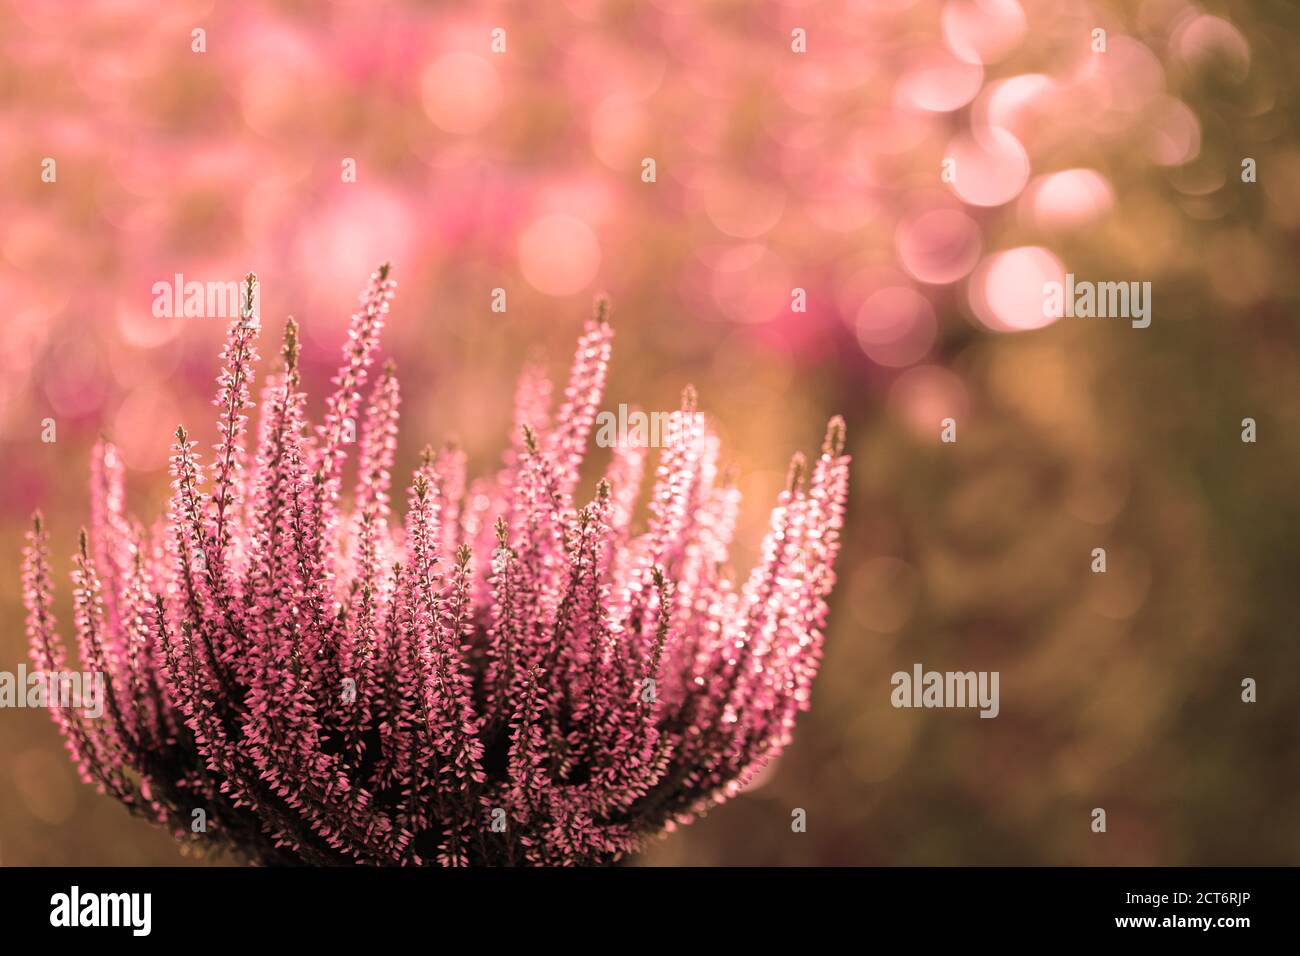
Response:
22,266,849,866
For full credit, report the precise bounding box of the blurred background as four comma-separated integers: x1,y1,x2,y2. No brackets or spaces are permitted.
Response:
1,0,1297,865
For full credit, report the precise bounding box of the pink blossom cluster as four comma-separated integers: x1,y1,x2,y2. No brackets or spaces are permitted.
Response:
22,266,849,865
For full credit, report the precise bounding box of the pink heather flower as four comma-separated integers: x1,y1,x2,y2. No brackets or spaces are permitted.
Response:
22,266,850,866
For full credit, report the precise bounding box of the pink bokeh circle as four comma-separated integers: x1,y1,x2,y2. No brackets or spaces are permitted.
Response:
518,214,602,296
